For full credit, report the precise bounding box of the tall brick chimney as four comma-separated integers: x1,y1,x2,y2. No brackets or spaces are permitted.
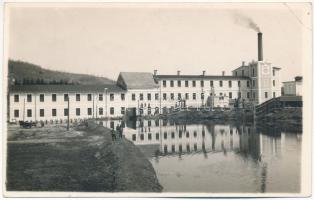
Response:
258,32,263,61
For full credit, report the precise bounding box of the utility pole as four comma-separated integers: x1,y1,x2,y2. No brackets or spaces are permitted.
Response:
104,88,108,119
92,93,95,119
67,95,70,131
34,94,37,122
23,98,25,121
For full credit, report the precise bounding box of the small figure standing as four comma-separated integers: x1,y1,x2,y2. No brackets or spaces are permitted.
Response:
119,123,124,138
116,123,120,138
111,128,116,141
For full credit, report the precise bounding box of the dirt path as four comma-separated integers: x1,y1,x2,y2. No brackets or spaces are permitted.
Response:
6,121,162,192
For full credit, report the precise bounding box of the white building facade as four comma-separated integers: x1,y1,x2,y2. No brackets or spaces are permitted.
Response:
8,61,281,122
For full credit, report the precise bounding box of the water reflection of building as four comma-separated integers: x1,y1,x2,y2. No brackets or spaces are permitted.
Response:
99,119,286,161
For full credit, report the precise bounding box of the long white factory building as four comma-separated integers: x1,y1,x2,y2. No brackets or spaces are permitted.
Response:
8,33,281,122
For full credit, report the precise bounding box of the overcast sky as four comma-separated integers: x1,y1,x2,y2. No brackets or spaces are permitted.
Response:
7,3,312,82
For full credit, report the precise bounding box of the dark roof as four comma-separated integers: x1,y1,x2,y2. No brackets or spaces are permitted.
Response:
118,72,159,89
9,84,126,93
155,75,250,80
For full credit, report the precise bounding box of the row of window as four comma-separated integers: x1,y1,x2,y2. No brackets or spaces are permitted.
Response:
13,93,125,103
234,68,276,77
13,107,126,118
162,80,252,88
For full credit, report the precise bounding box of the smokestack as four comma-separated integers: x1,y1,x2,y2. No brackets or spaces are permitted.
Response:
153,70,157,76
177,70,181,76
202,70,206,76
258,32,263,61
222,71,225,76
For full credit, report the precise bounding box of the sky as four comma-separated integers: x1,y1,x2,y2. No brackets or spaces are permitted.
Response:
6,3,312,82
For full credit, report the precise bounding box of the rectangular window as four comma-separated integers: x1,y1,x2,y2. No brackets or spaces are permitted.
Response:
76,94,80,101
99,94,103,101
52,109,57,117
253,80,256,87
170,80,174,87
14,94,19,102
40,94,44,102
265,92,268,99
242,70,244,76
177,80,181,87
192,80,196,87
253,92,256,99
238,81,241,87
76,108,80,116
193,93,196,100
247,80,250,87
110,107,114,115
247,92,250,99
52,94,57,102
273,70,275,76
229,92,232,99
273,92,276,98
27,109,32,117
228,80,232,88
110,93,114,101
238,92,242,99
219,80,223,87
140,93,143,100
178,93,181,100
87,94,92,101
64,94,69,101
170,93,174,100
14,109,19,118
185,93,189,100
252,68,255,76
156,133,159,140
200,80,204,87
220,92,223,96
121,93,125,101
88,108,92,116
163,93,167,100
155,93,159,100
121,107,125,115
40,109,44,117
99,107,103,115
185,80,189,87
273,80,275,87
132,93,136,101
201,93,204,100
27,94,32,102
64,108,68,116
147,93,151,101
210,80,214,87
163,80,167,87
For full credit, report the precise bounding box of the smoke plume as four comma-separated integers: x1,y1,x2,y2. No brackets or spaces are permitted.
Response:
233,12,261,32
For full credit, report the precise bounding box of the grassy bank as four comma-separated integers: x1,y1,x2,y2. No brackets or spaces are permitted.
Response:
256,107,302,133
6,121,162,192
165,109,254,124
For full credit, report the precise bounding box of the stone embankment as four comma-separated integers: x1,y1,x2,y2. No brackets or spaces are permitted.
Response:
6,121,162,192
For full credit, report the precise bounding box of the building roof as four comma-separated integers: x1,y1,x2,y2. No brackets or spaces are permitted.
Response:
118,72,159,89
9,84,126,93
155,75,250,80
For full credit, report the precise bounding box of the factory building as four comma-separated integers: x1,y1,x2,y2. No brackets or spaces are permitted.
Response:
282,76,303,96
8,32,281,122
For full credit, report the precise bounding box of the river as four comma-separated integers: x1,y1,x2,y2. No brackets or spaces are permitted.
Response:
100,119,302,193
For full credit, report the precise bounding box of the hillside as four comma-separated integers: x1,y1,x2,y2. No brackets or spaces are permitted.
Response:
8,60,115,85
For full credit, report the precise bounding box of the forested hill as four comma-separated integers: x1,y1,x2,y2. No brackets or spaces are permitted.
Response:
8,60,115,85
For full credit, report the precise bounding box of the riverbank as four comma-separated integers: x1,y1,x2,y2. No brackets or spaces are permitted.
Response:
164,109,254,124
256,107,302,133
6,121,162,192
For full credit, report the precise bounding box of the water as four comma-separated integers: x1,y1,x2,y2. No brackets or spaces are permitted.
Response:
99,119,302,193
